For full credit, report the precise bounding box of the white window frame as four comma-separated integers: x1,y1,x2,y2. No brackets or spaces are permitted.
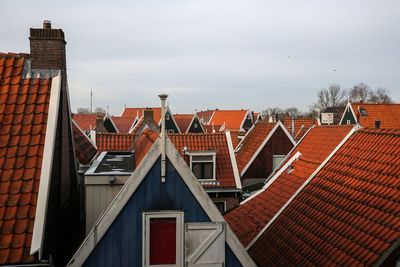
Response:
188,151,217,181
347,119,351,125
142,211,184,267
272,155,286,171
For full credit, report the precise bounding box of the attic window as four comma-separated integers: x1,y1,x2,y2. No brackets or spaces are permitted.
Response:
359,108,368,116
189,152,216,180
194,122,198,128
166,113,170,120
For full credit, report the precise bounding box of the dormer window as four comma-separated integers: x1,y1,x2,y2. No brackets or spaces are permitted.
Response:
188,152,216,180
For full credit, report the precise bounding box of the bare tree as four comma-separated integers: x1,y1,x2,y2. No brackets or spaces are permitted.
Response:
284,107,301,117
314,83,347,110
77,107,90,114
349,83,370,102
369,88,393,103
94,107,106,115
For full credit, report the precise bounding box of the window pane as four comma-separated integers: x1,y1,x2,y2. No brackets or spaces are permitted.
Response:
192,163,202,179
192,155,213,161
150,218,176,265
203,163,213,179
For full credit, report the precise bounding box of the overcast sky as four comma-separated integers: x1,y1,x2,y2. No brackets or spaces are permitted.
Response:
1,0,399,115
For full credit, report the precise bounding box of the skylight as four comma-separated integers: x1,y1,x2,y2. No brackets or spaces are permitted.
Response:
360,108,368,116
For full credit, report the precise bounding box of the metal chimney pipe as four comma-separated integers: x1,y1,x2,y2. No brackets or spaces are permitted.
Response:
159,94,168,183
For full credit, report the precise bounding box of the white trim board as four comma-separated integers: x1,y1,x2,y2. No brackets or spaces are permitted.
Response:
246,125,359,250
225,131,242,190
31,74,62,257
339,102,358,125
67,136,256,267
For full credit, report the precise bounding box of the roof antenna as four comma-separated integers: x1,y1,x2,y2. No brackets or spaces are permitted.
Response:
159,93,168,184
90,87,93,114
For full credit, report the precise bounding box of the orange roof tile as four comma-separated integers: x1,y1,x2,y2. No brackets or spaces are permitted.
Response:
202,124,222,133
120,107,161,123
209,110,250,131
72,121,97,165
196,110,215,124
235,121,278,174
225,125,353,247
173,114,193,133
249,128,400,266
96,132,136,152
229,130,246,149
133,129,159,166
110,116,135,133
71,114,98,132
133,131,239,189
168,133,238,189
282,116,318,138
0,53,52,264
350,102,400,129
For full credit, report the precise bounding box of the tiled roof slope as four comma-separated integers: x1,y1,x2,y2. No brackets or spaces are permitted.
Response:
71,113,97,132
168,133,238,189
173,114,193,133
229,130,245,149
203,124,222,133
249,128,400,266
351,103,400,129
72,121,97,165
121,107,161,122
225,125,353,247
235,121,276,173
110,116,135,133
133,129,159,166
283,116,317,139
0,53,51,264
209,110,249,131
96,132,136,152
196,110,215,124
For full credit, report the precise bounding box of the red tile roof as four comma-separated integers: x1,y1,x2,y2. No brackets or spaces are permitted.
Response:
133,131,239,189
120,107,161,123
0,53,52,264
168,133,238,189
173,114,193,133
96,132,136,152
71,114,98,132
229,130,246,149
202,124,222,133
110,116,135,133
209,110,250,131
225,125,353,247
282,116,317,139
72,121,97,165
350,102,400,129
235,121,278,174
133,129,159,166
196,110,215,124
249,128,400,266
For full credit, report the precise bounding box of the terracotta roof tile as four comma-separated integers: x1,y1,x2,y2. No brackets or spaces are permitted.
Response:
0,53,52,264
229,130,246,149
71,114,97,132
196,110,215,125
120,107,161,123
110,116,135,133
168,133,238,189
351,103,400,129
235,121,277,173
96,132,136,152
249,128,400,266
173,114,193,133
72,120,97,164
282,116,318,140
225,125,353,247
134,131,238,189
209,110,250,131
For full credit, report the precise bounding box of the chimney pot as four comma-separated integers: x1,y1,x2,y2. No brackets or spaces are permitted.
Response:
43,20,51,29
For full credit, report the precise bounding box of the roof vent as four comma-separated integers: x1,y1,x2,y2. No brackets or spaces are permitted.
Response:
375,120,381,129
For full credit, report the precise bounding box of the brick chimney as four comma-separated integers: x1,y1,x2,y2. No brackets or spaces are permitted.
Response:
143,108,159,131
95,115,107,133
29,20,67,71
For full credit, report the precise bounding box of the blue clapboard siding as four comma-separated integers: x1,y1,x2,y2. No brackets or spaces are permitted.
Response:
83,158,242,267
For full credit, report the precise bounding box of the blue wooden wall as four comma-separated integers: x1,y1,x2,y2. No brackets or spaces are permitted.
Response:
83,158,243,266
